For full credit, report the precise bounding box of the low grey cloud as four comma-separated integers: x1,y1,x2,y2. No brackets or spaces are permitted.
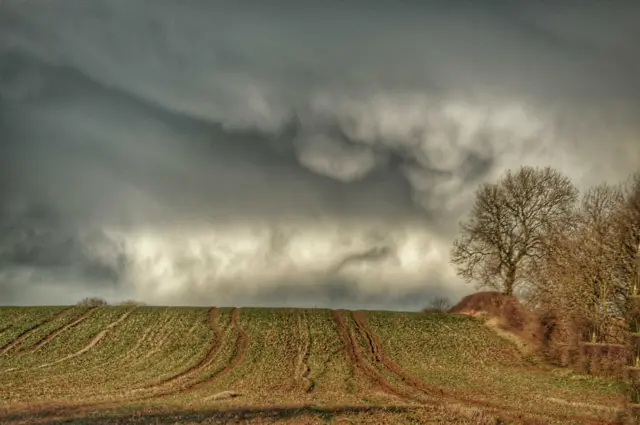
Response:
0,0,638,307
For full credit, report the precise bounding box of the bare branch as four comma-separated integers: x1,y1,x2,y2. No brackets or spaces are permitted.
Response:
450,166,578,295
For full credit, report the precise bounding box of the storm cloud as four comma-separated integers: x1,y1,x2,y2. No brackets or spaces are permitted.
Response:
1,0,638,307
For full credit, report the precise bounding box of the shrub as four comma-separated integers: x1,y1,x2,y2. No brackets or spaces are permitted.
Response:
118,300,146,306
77,297,109,307
422,296,452,313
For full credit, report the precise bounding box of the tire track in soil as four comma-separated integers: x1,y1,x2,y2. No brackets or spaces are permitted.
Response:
0,307,75,355
36,308,136,369
134,307,249,400
125,309,176,364
295,311,313,392
20,308,98,354
331,310,421,404
73,309,168,375
126,307,226,397
75,310,176,382
184,307,249,393
140,313,180,361
140,307,223,389
351,310,613,425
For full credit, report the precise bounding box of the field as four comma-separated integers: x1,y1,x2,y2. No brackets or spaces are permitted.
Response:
0,306,627,424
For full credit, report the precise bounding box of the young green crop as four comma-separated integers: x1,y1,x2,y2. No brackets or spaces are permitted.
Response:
0,306,626,424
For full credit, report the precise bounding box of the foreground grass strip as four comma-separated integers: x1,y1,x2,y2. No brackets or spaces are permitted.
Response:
0,401,543,425
20,308,97,354
36,307,136,369
0,307,74,355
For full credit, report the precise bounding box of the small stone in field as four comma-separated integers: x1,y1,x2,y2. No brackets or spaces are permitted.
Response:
210,390,241,400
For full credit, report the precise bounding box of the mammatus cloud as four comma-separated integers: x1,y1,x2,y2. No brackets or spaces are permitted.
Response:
0,0,638,307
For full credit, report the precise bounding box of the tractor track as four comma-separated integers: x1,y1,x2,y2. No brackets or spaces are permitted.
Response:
350,310,613,425
294,310,313,392
70,309,177,380
128,309,178,364
36,308,136,369
130,307,248,401
184,307,249,393
332,310,421,403
140,313,180,361
20,308,98,354
0,307,75,355
143,307,223,388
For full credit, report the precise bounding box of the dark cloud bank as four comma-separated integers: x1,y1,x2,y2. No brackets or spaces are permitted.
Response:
1,0,639,308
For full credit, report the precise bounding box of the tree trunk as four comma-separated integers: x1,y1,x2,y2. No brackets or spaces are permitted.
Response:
504,267,516,295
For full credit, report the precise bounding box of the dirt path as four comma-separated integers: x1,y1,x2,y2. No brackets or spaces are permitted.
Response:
36,308,136,369
294,311,313,392
21,308,97,354
331,310,419,403
0,307,75,355
350,310,613,425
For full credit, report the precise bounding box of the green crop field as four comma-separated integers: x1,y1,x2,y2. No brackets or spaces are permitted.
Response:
0,307,627,424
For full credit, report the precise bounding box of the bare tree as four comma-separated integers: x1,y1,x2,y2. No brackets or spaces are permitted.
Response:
615,173,640,315
118,299,146,306
533,182,633,344
77,297,108,307
451,166,578,296
422,296,452,313
563,185,625,341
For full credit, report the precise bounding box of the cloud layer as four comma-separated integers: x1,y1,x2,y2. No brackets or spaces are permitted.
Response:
1,0,639,307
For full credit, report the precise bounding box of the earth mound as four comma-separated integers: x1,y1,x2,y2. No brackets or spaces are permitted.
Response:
449,291,543,350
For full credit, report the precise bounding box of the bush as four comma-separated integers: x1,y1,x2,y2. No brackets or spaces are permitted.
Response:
422,296,452,313
77,297,108,307
450,291,544,349
118,300,146,306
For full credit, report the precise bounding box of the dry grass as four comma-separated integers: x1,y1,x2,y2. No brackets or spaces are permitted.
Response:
0,306,628,424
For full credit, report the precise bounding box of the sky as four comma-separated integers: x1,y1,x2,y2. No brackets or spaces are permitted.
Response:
0,0,639,309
